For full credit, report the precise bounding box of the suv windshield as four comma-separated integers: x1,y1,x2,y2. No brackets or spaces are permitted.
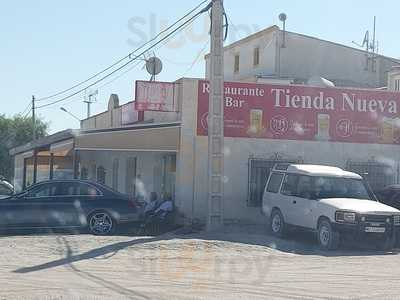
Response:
312,177,372,200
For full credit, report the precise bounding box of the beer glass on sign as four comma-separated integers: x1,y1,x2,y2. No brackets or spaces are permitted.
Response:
381,117,394,144
250,109,263,135
315,113,330,141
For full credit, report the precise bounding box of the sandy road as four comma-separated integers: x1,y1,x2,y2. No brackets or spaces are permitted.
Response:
1,226,400,300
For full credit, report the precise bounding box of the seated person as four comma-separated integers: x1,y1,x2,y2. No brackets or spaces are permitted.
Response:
153,194,173,219
143,192,158,217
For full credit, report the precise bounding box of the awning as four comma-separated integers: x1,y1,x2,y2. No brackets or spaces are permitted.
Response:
50,139,74,156
75,126,180,152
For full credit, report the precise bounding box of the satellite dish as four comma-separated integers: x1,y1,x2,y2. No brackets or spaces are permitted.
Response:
146,56,163,76
279,13,287,22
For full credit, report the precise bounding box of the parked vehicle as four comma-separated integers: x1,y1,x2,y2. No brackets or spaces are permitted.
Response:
376,185,400,210
0,180,139,235
262,164,400,250
0,177,14,199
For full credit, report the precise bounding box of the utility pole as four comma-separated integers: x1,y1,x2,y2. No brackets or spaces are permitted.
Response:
84,90,98,119
32,95,36,141
84,98,91,119
207,0,224,231
32,95,37,185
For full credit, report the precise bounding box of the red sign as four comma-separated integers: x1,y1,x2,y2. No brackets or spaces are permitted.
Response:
197,80,400,144
135,81,176,112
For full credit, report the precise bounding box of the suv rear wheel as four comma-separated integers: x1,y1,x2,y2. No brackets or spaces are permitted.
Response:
317,219,339,250
270,209,286,237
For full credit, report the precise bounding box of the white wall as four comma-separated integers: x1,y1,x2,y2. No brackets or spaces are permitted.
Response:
189,136,400,224
173,78,400,225
206,28,399,88
174,78,199,224
388,69,400,91
13,151,33,192
79,150,173,202
206,30,276,81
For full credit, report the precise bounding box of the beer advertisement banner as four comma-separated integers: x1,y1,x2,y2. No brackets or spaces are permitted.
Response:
197,80,400,144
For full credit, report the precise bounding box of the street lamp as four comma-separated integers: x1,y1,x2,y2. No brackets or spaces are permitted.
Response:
60,107,80,121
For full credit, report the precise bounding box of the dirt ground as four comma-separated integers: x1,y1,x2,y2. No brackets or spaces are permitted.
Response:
1,225,400,300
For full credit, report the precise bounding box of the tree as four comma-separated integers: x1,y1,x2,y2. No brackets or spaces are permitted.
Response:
0,115,48,181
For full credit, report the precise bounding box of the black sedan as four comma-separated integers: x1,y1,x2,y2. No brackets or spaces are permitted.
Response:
0,180,139,235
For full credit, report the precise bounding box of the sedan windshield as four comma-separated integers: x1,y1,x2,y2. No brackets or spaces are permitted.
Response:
313,177,372,200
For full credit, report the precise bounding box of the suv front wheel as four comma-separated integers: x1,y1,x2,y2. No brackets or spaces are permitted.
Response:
270,209,286,237
317,219,339,250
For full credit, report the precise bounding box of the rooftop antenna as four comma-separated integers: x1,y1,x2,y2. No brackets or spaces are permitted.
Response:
351,16,378,71
279,13,287,48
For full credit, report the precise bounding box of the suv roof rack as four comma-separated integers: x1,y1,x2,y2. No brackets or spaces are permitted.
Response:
273,163,291,171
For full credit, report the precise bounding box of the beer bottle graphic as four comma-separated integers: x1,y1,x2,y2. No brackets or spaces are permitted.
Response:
250,109,263,135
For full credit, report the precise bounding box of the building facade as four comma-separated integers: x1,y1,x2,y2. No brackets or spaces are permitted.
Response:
11,77,400,225
205,26,400,88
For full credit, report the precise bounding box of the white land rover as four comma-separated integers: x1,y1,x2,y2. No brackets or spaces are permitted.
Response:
262,164,400,250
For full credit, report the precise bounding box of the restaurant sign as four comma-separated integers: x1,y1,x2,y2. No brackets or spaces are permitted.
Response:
197,80,400,144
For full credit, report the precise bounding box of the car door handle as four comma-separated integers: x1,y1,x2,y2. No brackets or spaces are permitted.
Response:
292,200,297,204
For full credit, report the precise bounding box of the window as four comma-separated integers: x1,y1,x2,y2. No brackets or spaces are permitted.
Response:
312,177,371,200
28,184,57,198
248,158,299,206
126,157,137,196
281,174,313,198
234,54,240,73
58,182,99,196
395,79,400,91
97,166,106,185
297,175,313,199
266,173,284,193
77,183,99,196
346,161,395,193
253,47,260,66
80,167,88,180
112,159,119,190
281,174,299,196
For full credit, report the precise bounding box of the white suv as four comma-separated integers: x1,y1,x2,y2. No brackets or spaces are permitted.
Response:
262,164,400,250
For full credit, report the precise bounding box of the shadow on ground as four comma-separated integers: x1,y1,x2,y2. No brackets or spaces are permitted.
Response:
182,224,400,257
8,222,400,277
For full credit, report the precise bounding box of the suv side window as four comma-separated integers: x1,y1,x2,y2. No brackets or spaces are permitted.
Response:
266,173,284,193
296,175,313,199
281,174,299,196
281,174,313,199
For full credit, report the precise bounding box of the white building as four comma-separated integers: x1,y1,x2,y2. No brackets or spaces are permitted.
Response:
11,77,400,225
206,25,400,88
388,66,400,91
10,28,400,225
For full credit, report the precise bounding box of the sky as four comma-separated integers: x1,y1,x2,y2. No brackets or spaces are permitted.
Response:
1,0,399,133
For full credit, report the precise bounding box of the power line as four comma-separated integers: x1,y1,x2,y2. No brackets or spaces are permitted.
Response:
182,40,210,77
97,58,144,90
36,8,206,110
68,19,194,107
19,102,32,116
35,0,209,102
23,107,32,119
97,13,202,91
